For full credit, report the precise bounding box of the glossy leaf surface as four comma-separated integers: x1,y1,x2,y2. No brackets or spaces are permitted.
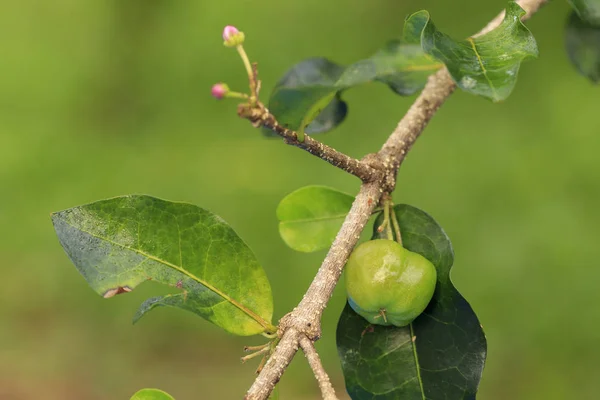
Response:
568,0,600,25
130,389,175,400
337,205,486,399
566,10,600,83
277,186,354,252
52,195,274,336
265,41,441,135
406,1,538,101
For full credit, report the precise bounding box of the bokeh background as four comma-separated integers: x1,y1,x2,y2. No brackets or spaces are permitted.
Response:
1,0,598,399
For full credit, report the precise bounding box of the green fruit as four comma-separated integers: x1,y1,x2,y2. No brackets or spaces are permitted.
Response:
345,239,437,327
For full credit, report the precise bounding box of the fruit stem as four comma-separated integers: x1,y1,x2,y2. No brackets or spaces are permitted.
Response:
383,200,394,241
376,218,388,233
390,205,403,246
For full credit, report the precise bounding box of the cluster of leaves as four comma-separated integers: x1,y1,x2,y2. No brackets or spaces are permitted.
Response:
266,1,538,137
53,188,486,399
566,0,600,82
50,2,561,399
278,187,486,398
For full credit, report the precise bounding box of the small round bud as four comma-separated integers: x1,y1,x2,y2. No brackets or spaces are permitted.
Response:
211,83,229,99
222,25,239,41
222,25,245,47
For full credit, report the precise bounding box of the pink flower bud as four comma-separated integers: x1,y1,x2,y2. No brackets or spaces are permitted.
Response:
211,83,229,99
222,25,239,41
222,25,245,47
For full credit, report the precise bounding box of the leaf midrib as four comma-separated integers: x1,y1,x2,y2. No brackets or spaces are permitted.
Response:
467,37,498,99
410,322,426,399
280,213,349,224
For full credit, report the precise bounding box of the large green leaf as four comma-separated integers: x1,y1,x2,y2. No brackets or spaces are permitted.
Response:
277,185,355,252
265,40,441,136
406,1,538,101
566,10,600,83
568,0,600,25
130,389,175,400
52,195,274,336
337,205,486,399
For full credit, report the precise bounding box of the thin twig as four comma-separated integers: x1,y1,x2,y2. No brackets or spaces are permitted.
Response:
244,1,548,398
299,336,339,400
390,205,403,246
238,103,381,182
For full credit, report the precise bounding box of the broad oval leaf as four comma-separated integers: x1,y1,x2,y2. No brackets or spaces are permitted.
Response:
566,10,600,83
52,195,274,336
406,1,538,101
131,388,175,400
277,185,354,252
266,41,441,136
568,0,600,25
337,204,486,399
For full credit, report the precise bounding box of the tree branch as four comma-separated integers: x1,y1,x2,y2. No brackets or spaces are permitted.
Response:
244,1,548,398
245,183,381,400
238,102,380,182
299,336,339,400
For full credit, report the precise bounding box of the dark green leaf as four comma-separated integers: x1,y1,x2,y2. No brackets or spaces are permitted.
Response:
277,185,354,252
52,195,274,336
300,93,348,135
566,10,600,83
568,0,600,25
130,389,175,400
337,41,442,96
337,205,486,399
265,42,441,135
406,1,538,101
265,58,346,138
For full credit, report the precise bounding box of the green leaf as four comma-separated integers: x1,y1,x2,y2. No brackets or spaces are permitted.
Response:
407,1,538,101
265,41,441,135
566,10,600,83
568,0,600,25
277,185,355,252
52,195,274,336
337,41,442,96
130,388,175,400
337,204,486,399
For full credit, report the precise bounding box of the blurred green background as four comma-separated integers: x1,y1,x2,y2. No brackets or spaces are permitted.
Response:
1,0,599,399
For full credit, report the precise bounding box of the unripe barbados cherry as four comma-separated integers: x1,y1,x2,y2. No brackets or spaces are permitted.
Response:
345,239,437,327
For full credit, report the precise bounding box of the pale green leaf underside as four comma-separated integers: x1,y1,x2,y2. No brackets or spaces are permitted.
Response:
267,39,441,135
131,388,175,400
277,185,354,252
407,1,538,101
52,195,273,336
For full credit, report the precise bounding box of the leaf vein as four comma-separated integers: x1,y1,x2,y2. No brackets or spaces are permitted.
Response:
63,220,272,331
